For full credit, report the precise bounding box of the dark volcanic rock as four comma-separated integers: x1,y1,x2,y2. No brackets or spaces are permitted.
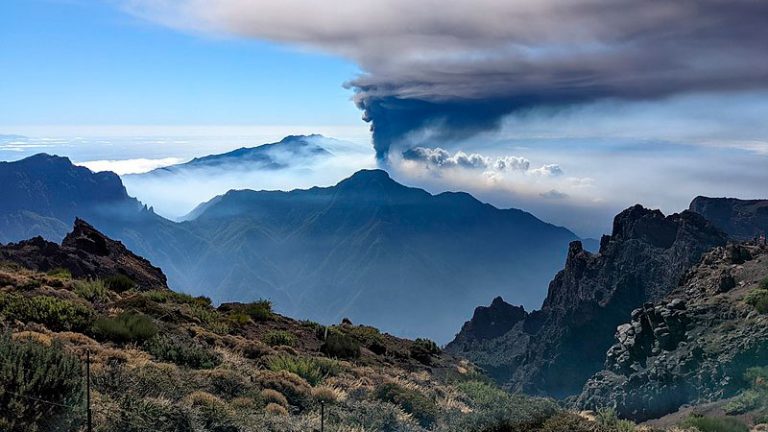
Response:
446,205,728,398
0,218,168,290
690,196,768,241
452,297,528,342
577,243,768,421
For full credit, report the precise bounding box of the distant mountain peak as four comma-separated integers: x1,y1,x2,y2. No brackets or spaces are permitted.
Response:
10,153,73,166
139,134,334,176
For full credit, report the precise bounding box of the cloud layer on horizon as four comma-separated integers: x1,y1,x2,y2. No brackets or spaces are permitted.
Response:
126,0,768,159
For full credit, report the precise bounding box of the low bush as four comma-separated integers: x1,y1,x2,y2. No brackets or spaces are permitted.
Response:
724,389,764,414
746,288,768,313
745,366,768,387
540,413,598,432
410,338,441,363
373,382,438,428
266,355,341,386
0,333,83,432
73,279,108,302
46,268,72,279
679,415,749,432
243,299,273,321
596,407,636,431
104,274,135,292
110,397,195,432
761,277,768,290
144,335,221,369
261,389,289,407
227,311,251,326
241,341,273,359
264,330,297,347
92,313,158,343
0,292,94,331
321,330,360,359
253,370,312,408
453,380,559,431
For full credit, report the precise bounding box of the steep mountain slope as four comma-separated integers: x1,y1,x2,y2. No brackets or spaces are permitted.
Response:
577,242,768,421
446,205,727,397
181,169,579,342
0,154,141,243
0,153,207,293
0,153,579,342
690,196,768,241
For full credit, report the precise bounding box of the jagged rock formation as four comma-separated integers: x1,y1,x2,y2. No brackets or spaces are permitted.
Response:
446,205,728,397
0,218,168,290
451,296,528,342
577,243,768,421
690,196,768,241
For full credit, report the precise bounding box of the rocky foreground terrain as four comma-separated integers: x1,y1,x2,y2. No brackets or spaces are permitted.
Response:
447,205,727,397
577,242,768,421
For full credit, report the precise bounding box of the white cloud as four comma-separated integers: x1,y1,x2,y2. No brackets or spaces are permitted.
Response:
77,157,185,175
530,164,564,177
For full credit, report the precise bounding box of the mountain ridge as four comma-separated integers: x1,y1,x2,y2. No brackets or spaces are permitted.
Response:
0,151,581,342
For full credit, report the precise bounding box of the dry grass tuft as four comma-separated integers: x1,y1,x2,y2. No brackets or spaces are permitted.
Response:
265,402,289,416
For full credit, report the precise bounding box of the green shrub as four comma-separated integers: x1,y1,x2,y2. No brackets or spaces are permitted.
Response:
46,268,72,279
746,288,768,313
266,355,341,386
142,290,210,306
453,381,559,431
110,397,195,432
373,382,438,428
73,279,108,302
104,274,136,292
410,338,441,363
540,413,597,432
267,355,324,386
227,311,251,326
321,330,360,359
680,415,749,432
0,333,83,432
92,313,158,343
456,380,511,408
144,335,221,369
263,330,297,347
596,407,636,431
761,277,768,290
243,299,273,321
745,366,768,387
724,389,764,414
0,293,94,331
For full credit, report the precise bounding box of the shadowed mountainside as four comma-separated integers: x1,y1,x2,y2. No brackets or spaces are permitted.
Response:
0,151,580,342
446,205,728,397
690,196,768,241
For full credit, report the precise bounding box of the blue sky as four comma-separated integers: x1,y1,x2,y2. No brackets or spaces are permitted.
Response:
0,0,362,126
1,0,766,238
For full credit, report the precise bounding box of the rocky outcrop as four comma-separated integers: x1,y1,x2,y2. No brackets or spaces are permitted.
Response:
577,243,768,421
690,196,768,241
0,218,168,290
451,297,528,343
446,205,727,398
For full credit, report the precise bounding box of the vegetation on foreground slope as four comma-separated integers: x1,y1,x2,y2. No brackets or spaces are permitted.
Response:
0,261,562,432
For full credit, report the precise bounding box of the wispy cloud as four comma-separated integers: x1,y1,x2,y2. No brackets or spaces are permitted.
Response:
77,157,185,175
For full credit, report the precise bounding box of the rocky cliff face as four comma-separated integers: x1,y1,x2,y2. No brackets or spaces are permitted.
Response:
446,205,728,398
0,218,168,290
690,196,768,241
577,243,768,421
